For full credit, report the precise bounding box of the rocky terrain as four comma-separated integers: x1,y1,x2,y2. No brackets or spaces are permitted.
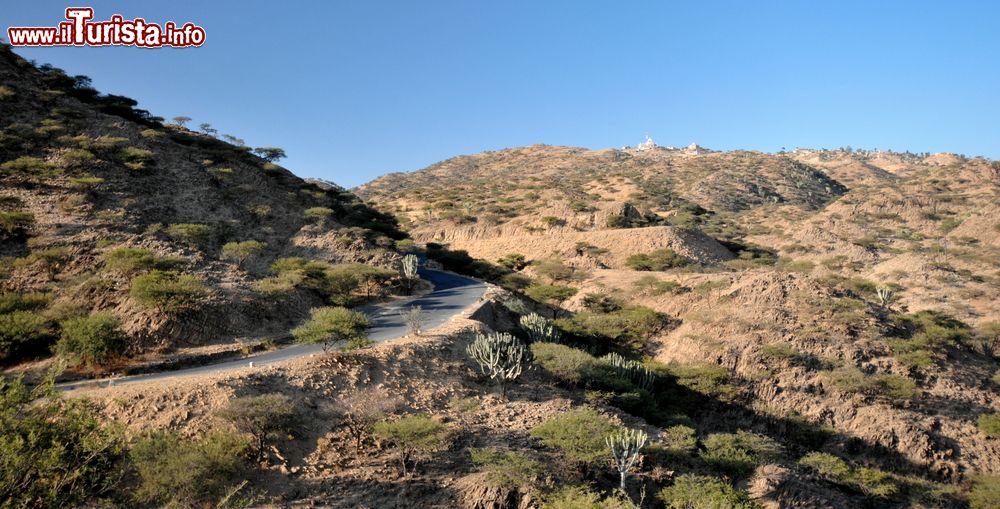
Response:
3,40,1000,509
0,42,408,378
353,140,1000,507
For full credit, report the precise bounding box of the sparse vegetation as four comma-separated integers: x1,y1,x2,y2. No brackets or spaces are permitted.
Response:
129,270,207,313
165,223,211,247
469,448,543,489
0,376,127,508
221,240,267,268
977,413,1000,438
218,394,298,461
625,249,691,271
701,431,782,478
292,306,371,349
372,414,448,475
658,474,760,509
130,429,249,507
54,312,127,368
531,407,619,466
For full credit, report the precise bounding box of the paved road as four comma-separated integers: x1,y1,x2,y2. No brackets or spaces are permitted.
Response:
60,268,487,390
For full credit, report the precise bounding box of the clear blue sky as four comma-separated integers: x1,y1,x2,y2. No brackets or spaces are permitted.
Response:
5,1,999,186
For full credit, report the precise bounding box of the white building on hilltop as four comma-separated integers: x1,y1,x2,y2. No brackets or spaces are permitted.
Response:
636,135,657,151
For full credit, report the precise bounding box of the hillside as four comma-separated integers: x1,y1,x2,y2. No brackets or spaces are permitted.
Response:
353,140,1000,507
0,42,408,377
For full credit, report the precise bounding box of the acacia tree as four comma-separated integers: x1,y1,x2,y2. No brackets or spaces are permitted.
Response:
331,391,400,452
253,147,286,162
171,116,191,128
217,393,297,462
221,240,267,269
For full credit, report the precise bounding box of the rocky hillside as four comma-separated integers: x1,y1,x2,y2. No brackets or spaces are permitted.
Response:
353,140,1000,507
0,43,407,375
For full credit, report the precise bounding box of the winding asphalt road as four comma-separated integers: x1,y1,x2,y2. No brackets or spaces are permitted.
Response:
59,268,487,390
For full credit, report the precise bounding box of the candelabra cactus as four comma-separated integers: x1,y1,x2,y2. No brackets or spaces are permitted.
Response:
603,352,656,391
466,332,533,398
519,312,561,343
401,254,419,292
876,286,896,309
607,428,648,490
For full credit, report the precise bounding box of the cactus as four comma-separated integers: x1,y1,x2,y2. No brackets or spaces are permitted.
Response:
607,428,648,490
876,286,896,309
603,353,655,391
519,313,561,343
401,254,419,292
466,332,533,398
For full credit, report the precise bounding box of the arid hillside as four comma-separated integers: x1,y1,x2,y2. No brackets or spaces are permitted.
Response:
0,42,408,377
353,140,1000,508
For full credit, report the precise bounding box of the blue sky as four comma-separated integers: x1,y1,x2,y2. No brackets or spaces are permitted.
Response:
5,1,999,186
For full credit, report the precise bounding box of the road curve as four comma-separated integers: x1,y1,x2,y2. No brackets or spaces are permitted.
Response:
60,268,488,390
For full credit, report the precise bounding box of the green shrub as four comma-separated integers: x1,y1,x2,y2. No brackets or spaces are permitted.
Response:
130,429,249,507
533,259,577,281
977,413,1000,438
292,306,371,347
701,431,782,478
497,253,528,270
888,311,971,364
372,414,448,475
658,425,699,457
218,393,298,461
165,223,211,246
62,149,95,168
0,310,51,361
103,247,185,272
970,474,1000,509
525,283,578,303
541,485,639,509
119,146,154,162
0,156,57,176
221,240,267,268
530,407,619,464
799,452,899,498
261,258,376,304
556,305,670,348
625,249,692,271
826,367,916,401
0,211,34,236
129,270,206,313
304,206,334,218
775,258,815,273
896,350,934,370
633,275,684,295
13,247,69,279
665,362,739,401
0,377,127,508
531,342,600,385
0,292,50,314
54,312,127,367
760,342,799,362
469,448,543,488
658,474,760,509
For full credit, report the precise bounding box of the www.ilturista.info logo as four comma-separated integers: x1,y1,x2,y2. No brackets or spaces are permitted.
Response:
7,7,205,48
